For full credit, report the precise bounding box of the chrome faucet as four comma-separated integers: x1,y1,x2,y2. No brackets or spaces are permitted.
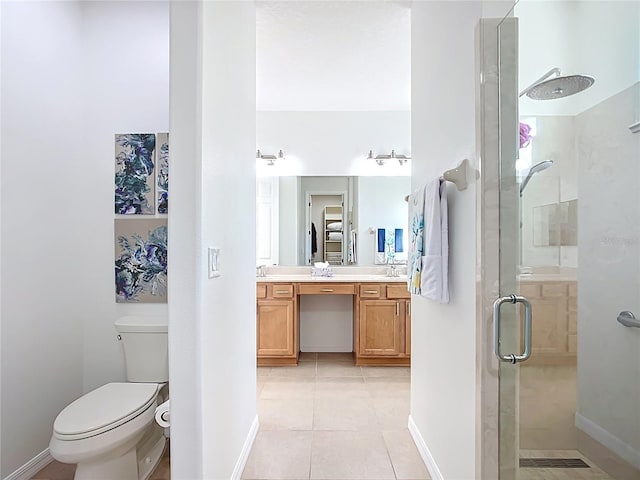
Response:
387,264,398,277
256,265,266,277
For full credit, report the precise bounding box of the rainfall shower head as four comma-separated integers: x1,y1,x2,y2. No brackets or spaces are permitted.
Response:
520,68,595,100
520,160,554,196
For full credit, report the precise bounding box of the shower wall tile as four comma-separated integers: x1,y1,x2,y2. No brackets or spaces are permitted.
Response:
576,82,640,462
521,115,578,268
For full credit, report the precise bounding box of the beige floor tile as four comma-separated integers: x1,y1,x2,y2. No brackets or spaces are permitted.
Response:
362,366,411,377
371,396,410,429
257,366,273,377
30,461,75,480
259,377,316,400
316,362,363,377
150,456,171,480
382,429,430,480
315,377,369,399
520,365,578,450
364,376,411,398
313,397,379,431
269,361,317,377
242,430,313,480
258,398,314,431
257,378,266,398
310,431,396,480
30,454,170,480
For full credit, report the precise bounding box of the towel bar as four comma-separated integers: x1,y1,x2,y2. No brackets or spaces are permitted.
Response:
442,159,469,191
403,158,469,201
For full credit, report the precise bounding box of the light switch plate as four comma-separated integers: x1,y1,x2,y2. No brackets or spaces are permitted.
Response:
208,247,221,278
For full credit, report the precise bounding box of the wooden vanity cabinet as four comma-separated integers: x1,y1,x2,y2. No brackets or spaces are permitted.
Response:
256,283,298,366
520,280,577,365
256,280,411,367
354,283,411,366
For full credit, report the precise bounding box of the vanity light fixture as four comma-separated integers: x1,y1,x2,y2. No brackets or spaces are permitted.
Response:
256,149,285,166
367,149,411,166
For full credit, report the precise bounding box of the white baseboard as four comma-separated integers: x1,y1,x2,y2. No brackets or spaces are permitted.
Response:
408,415,443,480
4,449,53,480
575,413,640,469
230,415,259,480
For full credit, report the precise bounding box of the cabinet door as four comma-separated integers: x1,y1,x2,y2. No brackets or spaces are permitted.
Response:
528,296,569,355
257,300,295,357
359,300,402,356
405,300,411,356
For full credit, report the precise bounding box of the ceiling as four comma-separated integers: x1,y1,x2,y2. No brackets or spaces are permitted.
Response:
256,1,411,111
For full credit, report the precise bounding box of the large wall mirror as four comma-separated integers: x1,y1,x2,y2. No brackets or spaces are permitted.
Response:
256,175,410,266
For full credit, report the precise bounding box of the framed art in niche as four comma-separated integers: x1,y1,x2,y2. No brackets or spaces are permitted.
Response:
114,133,156,214
114,218,167,303
156,132,169,214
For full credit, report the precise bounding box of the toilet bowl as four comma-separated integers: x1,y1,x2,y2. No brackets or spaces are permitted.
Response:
50,383,167,480
49,316,169,480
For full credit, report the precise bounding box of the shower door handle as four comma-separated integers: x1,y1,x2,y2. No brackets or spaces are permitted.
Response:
493,295,532,364
617,311,640,328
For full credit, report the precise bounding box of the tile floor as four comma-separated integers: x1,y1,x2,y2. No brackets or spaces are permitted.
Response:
520,365,578,450
31,355,613,480
244,352,428,480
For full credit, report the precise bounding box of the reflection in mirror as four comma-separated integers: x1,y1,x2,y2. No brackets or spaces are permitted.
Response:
256,176,410,266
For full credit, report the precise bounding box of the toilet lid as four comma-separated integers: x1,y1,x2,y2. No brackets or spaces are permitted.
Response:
54,383,159,438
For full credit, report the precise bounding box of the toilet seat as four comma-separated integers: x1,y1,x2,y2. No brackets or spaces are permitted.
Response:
53,383,159,441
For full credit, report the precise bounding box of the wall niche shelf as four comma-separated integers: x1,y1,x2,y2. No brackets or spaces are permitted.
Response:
323,205,343,265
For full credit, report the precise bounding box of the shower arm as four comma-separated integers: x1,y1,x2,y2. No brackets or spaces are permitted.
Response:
519,67,561,98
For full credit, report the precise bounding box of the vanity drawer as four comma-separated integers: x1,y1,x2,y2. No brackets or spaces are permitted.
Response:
359,285,382,298
256,284,267,299
542,283,568,297
298,283,355,295
269,284,294,299
519,283,541,298
386,284,410,299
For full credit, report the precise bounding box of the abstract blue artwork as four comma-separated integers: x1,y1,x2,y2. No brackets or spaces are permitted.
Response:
156,132,169,214
115,219,167,303
114,133,155,214
375,228,406,264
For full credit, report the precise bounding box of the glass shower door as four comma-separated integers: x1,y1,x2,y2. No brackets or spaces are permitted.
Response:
495,2,640,479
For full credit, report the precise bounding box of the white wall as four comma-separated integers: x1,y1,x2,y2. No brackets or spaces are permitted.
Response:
168,2,203,477
357,177,410,266
1,3,84,476
256,111,411,176
410,3,481,479
198,2,258,478
1,1,171,477
80,0,170,393
278,176,299,265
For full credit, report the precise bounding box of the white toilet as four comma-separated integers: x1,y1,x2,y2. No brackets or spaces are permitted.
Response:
49,315,169,480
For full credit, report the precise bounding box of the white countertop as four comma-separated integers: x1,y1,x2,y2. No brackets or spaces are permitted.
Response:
256,274,408,283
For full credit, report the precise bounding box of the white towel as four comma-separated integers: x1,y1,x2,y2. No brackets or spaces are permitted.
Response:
328,232,342,241
407,186,426,294
420,178,449,303
349,230,357,263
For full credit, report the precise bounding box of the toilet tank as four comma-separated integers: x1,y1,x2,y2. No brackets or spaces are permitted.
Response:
115,315,168,383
